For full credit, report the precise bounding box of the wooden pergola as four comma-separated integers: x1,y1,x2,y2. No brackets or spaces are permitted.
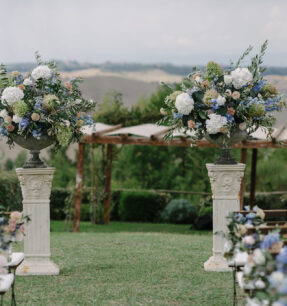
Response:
73,123,287,232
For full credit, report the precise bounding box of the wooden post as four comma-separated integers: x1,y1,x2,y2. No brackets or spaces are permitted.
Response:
74,143,85,232
239,148,247,210
104,144,113,225
249,148,258,210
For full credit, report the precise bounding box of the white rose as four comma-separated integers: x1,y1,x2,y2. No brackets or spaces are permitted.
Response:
1,86,24,106
223,240,232,253
243,235,255,245
231,67,253,89
206,113,227,134
253,248,265,265
31,65,52,80
255,279,266,289
216,95,226,106
256,208,265,220
195,76,203,84
0,254,7,268
23,78,33,86
64,120,70,127
0,109,8,118
12,115,22,123
224,75,232,85
175,93,194,115
269,271,284,288
75,99,82,104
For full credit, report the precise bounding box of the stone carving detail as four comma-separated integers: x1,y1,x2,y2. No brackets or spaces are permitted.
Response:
207,165,245,198
17,170,54,201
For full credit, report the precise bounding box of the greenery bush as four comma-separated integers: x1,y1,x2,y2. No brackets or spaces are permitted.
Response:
194,206,213,230
50,188,71,220
119,191,169,222
110,190,122,221
0,172,22,211
160,199,197,224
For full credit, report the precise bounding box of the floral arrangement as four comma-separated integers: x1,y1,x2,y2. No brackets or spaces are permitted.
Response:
243,232,287,305
0,53,95,148
223,206,265,259
159,41,285,142
0,211,29,274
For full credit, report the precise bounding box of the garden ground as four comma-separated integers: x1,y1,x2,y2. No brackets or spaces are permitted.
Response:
11,222,244,305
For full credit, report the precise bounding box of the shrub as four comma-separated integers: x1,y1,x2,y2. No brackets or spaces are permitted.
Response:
119,191,169,222
0,172,22,211
194,206,213,230
110,190,122,221
160,199,197,224
50,188,71,220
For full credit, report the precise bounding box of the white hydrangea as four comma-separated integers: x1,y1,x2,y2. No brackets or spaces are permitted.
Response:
23,78,33,86
253,248,265,265
175,93,194,115
231,67,253,89
216,95,226,106
206,114,227,134
224,75,232,85
0,109,8,118
1,87,24,106
12,115,22,123
31,65,52,80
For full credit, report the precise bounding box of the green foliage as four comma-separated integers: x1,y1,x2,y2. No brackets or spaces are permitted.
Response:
110,190,122,221
161,199,197,224
50,188,70,220
119,191,168,222
0,172,22,211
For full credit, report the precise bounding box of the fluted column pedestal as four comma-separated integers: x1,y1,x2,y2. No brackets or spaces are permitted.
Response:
15,168,59,276
204,163,245,272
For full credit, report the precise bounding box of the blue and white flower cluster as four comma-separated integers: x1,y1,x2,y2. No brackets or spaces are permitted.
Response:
0,55,96,148
160,41,285,142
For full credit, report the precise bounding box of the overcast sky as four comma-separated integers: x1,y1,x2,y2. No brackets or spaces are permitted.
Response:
1,0,287,66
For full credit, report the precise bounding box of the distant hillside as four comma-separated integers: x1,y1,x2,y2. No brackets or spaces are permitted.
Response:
6,60,287,76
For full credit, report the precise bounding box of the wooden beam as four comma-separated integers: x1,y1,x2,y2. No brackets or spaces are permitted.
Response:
80,135,287,149
94,124,123,136
239,148,247,210
150,127,170,140
104,144,113,225
73,143,85,232
249,149,258,210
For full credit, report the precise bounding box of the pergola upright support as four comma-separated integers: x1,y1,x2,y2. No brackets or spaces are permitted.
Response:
249,148,258,210
74,142,85,232
239,148,247,209
104,144,113,225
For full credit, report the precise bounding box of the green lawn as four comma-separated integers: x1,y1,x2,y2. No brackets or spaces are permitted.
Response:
10,222,244,305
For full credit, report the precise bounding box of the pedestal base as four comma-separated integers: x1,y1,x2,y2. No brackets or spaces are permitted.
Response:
16,258,59,276
204,255,231,272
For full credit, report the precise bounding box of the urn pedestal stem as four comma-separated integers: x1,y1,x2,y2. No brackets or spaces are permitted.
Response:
204,163,245,272
15,167,59,276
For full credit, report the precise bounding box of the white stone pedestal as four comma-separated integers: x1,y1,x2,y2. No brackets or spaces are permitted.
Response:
204,163,245,272
15,168,59,276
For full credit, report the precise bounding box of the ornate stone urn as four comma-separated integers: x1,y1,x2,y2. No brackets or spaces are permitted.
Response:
205,128,247,164
13,135,54,168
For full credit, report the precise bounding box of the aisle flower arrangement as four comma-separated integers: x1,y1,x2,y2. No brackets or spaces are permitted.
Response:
159,41,285,145
224,208,287,305
0,53,95,148
0,211,29,273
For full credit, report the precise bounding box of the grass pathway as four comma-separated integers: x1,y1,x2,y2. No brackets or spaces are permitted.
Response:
11,222,244,305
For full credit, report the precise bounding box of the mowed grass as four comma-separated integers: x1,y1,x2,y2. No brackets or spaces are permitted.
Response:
9,222,244,306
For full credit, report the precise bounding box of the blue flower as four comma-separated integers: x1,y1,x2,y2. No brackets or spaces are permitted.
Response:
34,98,42,110
19,118,29,130
246,212,256,219
225,114,234,122
32,128,42,139
278,278,287,295
233,213,244,223
276,247,287,272
260,232,280,249
174,113,183,119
